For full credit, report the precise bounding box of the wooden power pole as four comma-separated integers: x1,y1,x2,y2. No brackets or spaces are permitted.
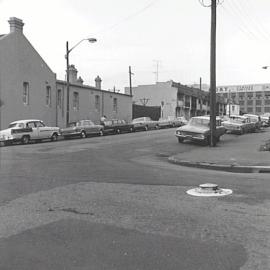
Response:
210,0,217,147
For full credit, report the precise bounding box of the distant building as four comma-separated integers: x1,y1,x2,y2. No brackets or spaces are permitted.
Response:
217,83,270,115
126,81,226,120
0,17,132,129
226,103,240,116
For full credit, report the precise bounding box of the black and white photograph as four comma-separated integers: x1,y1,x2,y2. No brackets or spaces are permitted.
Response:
0,0,270,269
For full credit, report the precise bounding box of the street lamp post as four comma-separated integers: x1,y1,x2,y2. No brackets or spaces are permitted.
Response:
65,38,97,127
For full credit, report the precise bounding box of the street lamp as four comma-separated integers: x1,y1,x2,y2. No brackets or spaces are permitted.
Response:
65,38,97,127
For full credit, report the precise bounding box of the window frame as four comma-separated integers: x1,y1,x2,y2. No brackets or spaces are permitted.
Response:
23,82,29,105
46,85,51,107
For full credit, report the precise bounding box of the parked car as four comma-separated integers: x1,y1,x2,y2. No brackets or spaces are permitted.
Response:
169,116,188,127
132,117,159,131
243,114,262,130
222,115,255,134
0,119,60,145
260,114,270,127
158,118,173,129
101,119,134,134
175,116,226,145
60,120,104,139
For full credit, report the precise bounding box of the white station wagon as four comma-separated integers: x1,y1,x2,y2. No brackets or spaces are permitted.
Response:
0,119,60,145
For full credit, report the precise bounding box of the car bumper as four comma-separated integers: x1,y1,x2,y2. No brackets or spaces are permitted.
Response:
175,133,206,141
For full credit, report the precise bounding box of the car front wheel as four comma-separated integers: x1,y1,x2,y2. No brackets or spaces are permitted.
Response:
51,133,58,142
21,135,30,144
80,131,87,138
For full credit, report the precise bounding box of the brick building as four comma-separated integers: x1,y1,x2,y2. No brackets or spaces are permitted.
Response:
0,17,132,129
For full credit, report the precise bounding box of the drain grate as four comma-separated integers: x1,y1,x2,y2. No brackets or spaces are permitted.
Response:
187,183,233,197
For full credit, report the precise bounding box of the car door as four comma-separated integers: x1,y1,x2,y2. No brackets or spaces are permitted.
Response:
26,121,39,139
85,120,96,134
35,120,50,139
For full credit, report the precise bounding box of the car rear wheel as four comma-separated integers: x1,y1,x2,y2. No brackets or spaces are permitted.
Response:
21,135,30,144
51,133,58,142
80,131,87,138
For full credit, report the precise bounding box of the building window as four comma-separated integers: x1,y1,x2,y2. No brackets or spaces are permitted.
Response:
113,97,118,112
95,95,100,112
73,92,79,110
265,107,270,112
46,86,51,107
239,93,245,100
23,82,29,105
247,107,253,113
264,91,270,99
256,92,262,99
256,100,262,106
265,100,270,105
239,100,244,106
256,107,261,113
57,89,62,108
247,100,253,106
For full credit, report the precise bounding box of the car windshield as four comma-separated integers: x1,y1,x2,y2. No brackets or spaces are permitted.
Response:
132,118,144,123
189,118,209,127
8,123,24,128
231,119,245,123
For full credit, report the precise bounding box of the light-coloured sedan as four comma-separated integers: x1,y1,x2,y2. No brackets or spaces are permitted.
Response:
60,120,104,139
222,115,255,134
175,116,226,145
132,117,159,131
0,119,60,145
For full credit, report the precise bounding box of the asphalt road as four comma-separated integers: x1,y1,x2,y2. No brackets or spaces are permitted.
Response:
0,129,269,269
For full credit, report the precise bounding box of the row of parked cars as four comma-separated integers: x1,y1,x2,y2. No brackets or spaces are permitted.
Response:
175,113,270,145
0,116,188,146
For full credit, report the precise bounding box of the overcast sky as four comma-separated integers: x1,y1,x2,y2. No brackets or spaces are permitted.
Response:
1,0,270,92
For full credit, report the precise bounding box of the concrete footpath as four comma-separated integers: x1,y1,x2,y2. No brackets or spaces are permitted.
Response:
169,128,270,173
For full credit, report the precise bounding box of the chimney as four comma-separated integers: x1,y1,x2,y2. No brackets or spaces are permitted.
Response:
95,75,102,90
68,65,78,83
8,17,24,33
77,76,84,85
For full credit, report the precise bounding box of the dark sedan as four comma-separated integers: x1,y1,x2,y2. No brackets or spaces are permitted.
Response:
60,120,104,139
101,119,134,135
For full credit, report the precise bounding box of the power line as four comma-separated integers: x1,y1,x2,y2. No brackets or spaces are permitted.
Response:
97,0,160,36
220,3,258,40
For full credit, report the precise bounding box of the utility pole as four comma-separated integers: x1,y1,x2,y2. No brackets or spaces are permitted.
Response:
129,66,134,96
209,0,217,147
66,41,70,127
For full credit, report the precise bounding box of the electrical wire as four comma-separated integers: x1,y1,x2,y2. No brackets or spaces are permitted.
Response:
96,0,160,36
